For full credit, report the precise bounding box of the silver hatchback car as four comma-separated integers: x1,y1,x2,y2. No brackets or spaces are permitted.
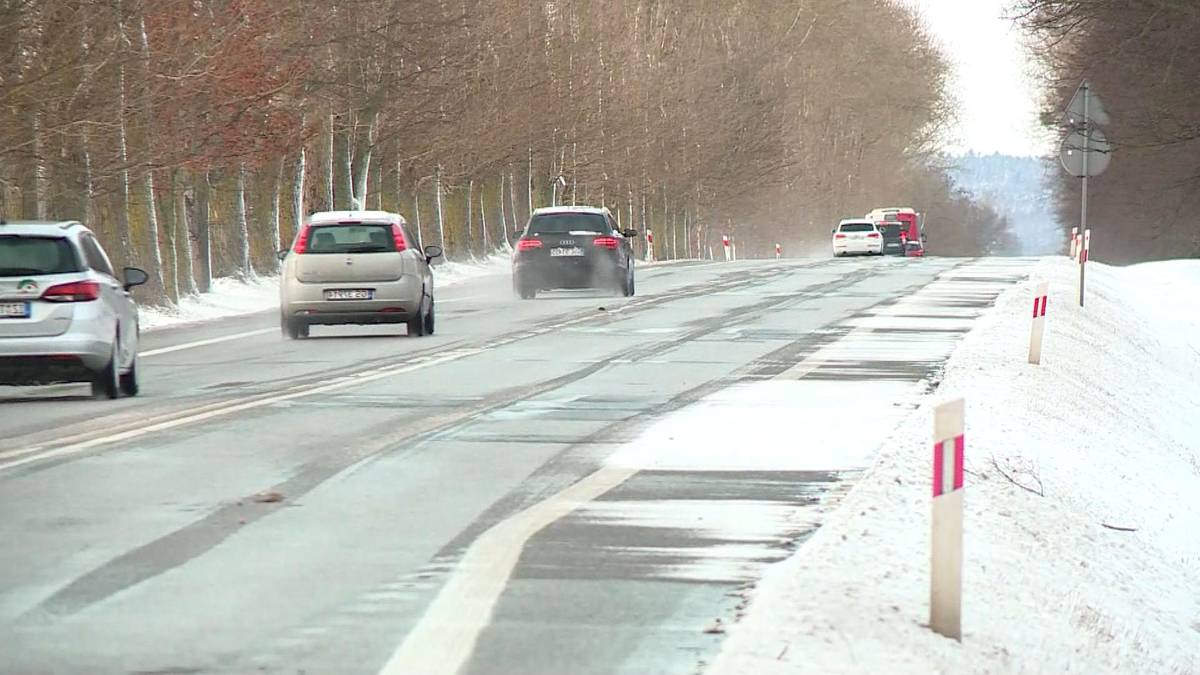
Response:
0,220,149,398
279,211,442,339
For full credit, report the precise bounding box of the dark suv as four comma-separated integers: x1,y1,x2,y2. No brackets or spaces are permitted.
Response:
512,207,638,299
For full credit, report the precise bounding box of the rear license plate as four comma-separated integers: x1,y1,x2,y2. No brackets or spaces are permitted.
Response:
550,247,585,257
0,302,30,318
324,289,373,300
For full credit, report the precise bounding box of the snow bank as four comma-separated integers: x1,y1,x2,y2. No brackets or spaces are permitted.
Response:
709,257,1200,675
139,253,511,331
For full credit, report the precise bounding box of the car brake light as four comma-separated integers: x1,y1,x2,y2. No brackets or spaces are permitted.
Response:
593,236,619,249
293,225,312,253
391,224,408,251
867,232,881,238
834,234,847,239
42,280,100,302
517,239,543,251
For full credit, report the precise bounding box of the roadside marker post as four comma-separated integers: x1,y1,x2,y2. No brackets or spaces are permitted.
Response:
931,399,965,641
1078,229,1090,307
1069,227,1079,260
646,229,655,263
722,235,730,262
775,243,782,259
1028,282,1049,364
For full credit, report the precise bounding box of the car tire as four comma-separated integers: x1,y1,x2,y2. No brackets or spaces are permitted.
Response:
408,296,429,337
119,354,139,397
92,344,120,400
517,281,537,300
424,300,436,335
283,316,308,340
623,266,636,297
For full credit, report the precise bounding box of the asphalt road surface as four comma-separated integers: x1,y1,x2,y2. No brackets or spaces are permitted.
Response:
0,256,1034,675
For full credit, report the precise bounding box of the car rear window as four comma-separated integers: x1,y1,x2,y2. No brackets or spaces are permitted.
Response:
0,235,83,276
526,213,608,235
877,223,902,237
838,223,876,233
306,224,396,254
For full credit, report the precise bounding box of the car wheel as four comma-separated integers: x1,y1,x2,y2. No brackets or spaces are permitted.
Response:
408,296,429,337
518,282,537,300
283,316,307,340
119,353,140,397
92,343,120,400
623,266,636,297
424,300,436,335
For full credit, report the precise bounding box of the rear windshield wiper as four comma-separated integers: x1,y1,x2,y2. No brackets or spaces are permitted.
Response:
345,245,391,253
0,268,45,276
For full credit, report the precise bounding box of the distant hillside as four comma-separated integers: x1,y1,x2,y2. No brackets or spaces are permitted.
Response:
949,153,1062,256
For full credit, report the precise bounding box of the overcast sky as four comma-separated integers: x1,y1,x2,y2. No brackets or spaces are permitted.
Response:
909,0,1055,157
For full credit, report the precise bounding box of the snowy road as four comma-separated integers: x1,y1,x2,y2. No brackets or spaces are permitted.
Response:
0,256,1033,674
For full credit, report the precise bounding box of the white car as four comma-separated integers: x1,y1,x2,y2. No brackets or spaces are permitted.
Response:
0,220,149,398
832,219,884,257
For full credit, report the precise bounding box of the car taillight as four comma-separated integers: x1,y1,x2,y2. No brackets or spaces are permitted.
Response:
293,225,312,253
391,224,408,251
834,234,847,239
593,236,619,249
867,232,881,238
517,239,543,251
42,280,100,302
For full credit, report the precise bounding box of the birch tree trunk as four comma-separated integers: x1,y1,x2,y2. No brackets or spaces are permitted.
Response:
235,162,253,279
269,158,284,261
32,111,49,219
509,169,520,236
498,172,509,247
351,114,376,208
526,148,534,217
163,176,180,303
292,144,306,236
174,170,196,296
466,179,475,258
137,16,165,297
435,166,447,253
115,5,134,263
480,184,489,252
325,114,335,210
194,171,212,293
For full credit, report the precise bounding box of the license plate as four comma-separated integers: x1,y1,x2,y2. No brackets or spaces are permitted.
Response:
0,302,30,318
550,247,584,257
324,289,372,300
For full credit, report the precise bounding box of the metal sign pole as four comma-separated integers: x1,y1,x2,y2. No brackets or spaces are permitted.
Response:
1079,82,1090,307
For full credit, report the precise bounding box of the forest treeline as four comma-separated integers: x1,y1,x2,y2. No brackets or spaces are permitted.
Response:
2,0,1013,302
1018,0,1200,263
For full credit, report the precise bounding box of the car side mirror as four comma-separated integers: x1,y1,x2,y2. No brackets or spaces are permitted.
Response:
622,229,639,238
277,249,289,261
424,245,443,263
123,267,148,291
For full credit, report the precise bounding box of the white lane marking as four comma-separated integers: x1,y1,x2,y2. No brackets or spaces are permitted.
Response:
0,349,480,473
377,466,637,675
141,328,277,357
140,295,483,357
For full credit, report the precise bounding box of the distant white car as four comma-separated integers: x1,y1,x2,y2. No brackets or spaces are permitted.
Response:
832,219,883,257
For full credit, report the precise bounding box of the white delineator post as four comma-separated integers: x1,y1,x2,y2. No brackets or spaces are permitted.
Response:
931,398,965,641
775,243,782,259
646,229,655,263
722,235,730,262
1069,227,1079,260
1028,281,1049,365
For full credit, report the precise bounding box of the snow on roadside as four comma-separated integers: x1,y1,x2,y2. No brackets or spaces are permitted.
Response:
139,253,512,331
708,257,1200,675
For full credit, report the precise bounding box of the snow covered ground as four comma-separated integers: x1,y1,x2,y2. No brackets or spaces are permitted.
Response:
139,253,512,331
708,257,1200,674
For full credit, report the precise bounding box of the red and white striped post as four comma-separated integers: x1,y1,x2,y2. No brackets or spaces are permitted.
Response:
646,229,655,263
1069,227,1079,260
722,235,731,262
931,398,965,641
775,243,782,259
1028,281,1049,364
